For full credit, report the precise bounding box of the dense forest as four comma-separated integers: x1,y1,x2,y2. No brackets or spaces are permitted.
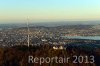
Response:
0,45,100,66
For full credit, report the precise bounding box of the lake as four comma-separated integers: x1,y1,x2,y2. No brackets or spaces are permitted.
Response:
61,36,100,40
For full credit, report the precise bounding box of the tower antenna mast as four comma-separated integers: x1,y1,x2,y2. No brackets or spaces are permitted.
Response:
27,17,30,47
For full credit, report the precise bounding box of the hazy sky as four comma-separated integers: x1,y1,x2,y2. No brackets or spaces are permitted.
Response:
0,0,100,23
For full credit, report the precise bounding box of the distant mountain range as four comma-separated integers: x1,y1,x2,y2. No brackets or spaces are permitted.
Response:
0,21,100,29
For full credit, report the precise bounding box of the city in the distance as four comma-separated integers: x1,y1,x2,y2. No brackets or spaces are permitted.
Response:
0,0,100,66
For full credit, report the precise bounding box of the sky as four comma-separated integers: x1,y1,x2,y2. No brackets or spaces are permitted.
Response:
0,0,100,24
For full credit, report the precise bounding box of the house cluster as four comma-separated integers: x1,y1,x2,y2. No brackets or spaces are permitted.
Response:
53,45,66,50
